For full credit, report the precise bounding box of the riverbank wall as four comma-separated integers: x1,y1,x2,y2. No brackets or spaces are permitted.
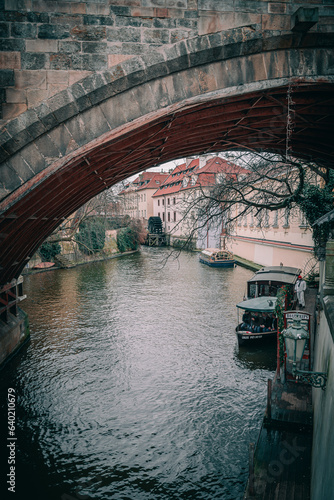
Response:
233,255,263,272
0,309,29,370
22,249,139,276
311,240,334,499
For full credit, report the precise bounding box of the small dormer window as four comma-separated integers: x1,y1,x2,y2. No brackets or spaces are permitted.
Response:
191,175,198,186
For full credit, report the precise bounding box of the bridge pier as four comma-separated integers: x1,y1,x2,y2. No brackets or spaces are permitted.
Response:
0,278,29,369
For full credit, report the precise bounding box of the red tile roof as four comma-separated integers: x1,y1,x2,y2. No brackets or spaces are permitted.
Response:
136,172,169,190
152,156,249,197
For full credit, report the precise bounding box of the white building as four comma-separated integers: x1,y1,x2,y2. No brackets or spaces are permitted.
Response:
229,205,316,271
136,172,169,222
118,179,139,219
228,163,319,272
152,155,248,249
118,172,168,222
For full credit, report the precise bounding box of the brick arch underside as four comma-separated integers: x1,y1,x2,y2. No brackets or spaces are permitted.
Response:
0,41,333,285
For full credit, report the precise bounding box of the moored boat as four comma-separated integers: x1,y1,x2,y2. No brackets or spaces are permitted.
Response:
199,248,235,268
236,265,301,346
236,296,278,346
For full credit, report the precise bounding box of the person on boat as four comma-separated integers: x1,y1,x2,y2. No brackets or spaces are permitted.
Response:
251,312,261,333
241,311,251,330
261,313,272,332
270,313,278,331
295,275,307,309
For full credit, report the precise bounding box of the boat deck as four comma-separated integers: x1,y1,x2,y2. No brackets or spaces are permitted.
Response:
244,377,313,500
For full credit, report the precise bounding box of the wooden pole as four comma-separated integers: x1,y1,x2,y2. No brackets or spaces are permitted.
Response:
248,442,255,496
267,379,272,420
276,326,281,379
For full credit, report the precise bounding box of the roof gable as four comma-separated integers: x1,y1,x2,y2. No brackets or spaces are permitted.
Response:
152,156,250,197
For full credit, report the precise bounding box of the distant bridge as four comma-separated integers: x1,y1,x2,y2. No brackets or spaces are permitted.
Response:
0,1,333,286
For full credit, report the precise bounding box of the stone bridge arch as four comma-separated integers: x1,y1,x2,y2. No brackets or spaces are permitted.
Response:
0,5,333,286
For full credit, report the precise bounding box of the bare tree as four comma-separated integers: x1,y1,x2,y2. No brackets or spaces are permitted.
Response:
173,151,333,256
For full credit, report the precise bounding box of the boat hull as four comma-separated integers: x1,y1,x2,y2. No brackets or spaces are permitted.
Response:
199,258,235,268
236,329,277,346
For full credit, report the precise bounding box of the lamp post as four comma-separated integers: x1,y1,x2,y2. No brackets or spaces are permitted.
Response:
282,319,327,390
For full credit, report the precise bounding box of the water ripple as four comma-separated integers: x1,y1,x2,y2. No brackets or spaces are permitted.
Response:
0,248,275,500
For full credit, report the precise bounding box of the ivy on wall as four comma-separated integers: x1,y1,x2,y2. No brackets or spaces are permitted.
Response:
75,218,106,255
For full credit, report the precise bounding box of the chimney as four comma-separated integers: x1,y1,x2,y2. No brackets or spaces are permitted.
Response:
199,154,215,169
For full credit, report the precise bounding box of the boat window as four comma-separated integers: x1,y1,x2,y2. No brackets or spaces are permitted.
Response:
259,285,270,296
249,284,257,298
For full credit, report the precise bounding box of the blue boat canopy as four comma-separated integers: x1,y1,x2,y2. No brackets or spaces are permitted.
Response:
200,248,234,259
236,296,277,312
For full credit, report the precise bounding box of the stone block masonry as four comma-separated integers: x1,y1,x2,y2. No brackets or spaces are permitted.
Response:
0,0,333,122
0,309,29,368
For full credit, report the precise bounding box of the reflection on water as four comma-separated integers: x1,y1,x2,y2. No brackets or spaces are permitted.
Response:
235,345,277,372
0,247,275,500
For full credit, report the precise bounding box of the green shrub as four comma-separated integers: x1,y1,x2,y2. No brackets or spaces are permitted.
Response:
76,218,106,255
38,241,61,262
117,227,139,253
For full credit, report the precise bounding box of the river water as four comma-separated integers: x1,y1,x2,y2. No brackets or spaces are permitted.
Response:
0,247,276,500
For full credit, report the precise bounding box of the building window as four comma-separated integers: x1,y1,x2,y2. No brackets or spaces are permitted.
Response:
158,212,160,218
272,211,278,228
174,212,177,222
283,208,290,228
162,212,165,222
173,197,176,205
162,199,165,206
249,210,254,227
264,210,269,227
191,175,198,185
158,199,160,206
238,205,242,227
168,212,170,222
167,198,170,205
299,212,308,228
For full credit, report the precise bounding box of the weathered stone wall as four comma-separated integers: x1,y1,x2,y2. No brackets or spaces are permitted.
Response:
311,239,334,499
311,299,334,499
0,308,29,367
0,0,333,122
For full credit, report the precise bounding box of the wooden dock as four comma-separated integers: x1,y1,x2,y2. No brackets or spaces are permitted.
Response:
244,378,313,500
